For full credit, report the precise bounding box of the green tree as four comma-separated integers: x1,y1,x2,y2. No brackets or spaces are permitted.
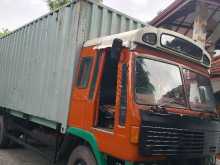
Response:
0,29,10,38
47,0,70,11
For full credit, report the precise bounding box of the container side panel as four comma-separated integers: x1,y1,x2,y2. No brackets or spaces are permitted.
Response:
81,0,144,40
0,3,81,131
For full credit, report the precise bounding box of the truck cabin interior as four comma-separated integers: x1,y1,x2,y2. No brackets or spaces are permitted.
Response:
98,49,118,129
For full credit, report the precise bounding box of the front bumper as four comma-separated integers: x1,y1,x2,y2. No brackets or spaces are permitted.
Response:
139,111,220,159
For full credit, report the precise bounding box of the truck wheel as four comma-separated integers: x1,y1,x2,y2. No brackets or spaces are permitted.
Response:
0,116,9,148
67,145,97,165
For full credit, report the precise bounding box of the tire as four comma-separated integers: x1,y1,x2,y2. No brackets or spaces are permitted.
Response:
0,116,9,148
67,145,97,165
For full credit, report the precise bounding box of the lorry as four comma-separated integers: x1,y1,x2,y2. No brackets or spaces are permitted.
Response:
0,0,220,165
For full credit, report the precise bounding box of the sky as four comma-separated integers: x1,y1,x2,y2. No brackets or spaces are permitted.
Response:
0,0,175,31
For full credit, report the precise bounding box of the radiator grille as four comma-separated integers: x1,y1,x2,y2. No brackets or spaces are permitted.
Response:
140,125,205,156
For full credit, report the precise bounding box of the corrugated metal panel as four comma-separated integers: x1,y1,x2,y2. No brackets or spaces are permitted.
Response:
0,0,145,132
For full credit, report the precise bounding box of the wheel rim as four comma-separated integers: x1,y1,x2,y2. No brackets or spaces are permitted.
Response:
74,159,87,165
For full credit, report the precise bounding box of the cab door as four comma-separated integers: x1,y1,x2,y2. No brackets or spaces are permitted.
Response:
68,48,96,129
89,49,132,158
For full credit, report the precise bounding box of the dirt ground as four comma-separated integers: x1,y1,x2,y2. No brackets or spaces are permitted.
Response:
0,148,219,165
0,148,50,165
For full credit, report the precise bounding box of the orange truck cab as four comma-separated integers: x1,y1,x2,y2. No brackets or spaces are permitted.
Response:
67,26,220,164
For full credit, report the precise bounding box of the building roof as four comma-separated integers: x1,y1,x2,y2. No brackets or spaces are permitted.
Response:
150,0,220,50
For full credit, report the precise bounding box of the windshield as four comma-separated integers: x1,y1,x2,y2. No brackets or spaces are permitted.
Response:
182,69,216,112
135,57,186,108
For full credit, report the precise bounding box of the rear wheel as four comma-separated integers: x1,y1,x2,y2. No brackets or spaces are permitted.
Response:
67,145,97,165
0,116,9,148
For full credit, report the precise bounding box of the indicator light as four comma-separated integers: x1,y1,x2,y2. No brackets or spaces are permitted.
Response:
130,126,140,144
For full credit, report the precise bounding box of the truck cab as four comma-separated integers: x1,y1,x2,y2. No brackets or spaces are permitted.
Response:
68,26,220,164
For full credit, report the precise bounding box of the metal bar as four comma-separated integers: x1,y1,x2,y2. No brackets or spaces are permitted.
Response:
54,124,62,164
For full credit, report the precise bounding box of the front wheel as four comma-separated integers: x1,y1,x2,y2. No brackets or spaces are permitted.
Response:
67,145,97,165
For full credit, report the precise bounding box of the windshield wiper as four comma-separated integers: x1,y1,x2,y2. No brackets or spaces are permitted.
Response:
149,104,168,114
140,99,183,114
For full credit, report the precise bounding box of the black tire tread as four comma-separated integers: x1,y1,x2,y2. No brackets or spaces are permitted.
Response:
67,145,97,165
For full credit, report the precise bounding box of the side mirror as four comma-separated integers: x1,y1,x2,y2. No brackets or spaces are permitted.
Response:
110,38,123,62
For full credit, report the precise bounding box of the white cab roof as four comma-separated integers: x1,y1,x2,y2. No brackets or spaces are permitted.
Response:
84,25,157,48
84,25,211,67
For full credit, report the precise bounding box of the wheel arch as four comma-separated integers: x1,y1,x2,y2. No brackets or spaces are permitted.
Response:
67,127,106,165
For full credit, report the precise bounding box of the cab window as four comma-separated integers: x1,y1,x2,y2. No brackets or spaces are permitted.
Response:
77,57,93,88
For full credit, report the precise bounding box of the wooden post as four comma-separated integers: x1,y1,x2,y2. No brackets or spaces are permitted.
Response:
192,1,209,47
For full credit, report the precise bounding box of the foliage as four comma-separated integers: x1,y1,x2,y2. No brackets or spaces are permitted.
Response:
47,0,71,11
0,29,10,38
